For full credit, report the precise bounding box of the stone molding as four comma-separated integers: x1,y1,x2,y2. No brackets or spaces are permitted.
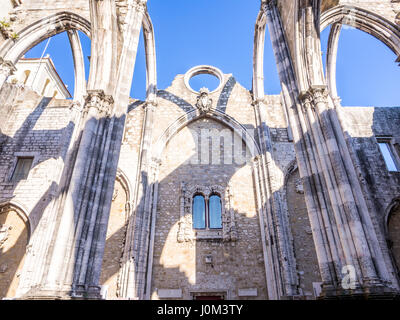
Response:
178,182,237,243
0,57,16,78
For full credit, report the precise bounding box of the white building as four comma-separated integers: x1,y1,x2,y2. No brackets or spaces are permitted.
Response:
8,55,72,99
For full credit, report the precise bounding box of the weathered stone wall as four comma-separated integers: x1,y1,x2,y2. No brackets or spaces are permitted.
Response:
340,106,400,283
286,168,321,297
0,205,29,298
100,178,128,299
0,0,90,46
340,107,400,222
388,202,400,280
0,83,23,138
152,118,268,300
0,87,74,232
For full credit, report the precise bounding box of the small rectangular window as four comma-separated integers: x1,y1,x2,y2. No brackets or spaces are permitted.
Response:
11,157,33,182
378,142,399,172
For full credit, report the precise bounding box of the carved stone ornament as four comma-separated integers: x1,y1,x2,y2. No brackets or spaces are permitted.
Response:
84,90,114,117
196,87,213,114
0,58,16,78
178,182,237,243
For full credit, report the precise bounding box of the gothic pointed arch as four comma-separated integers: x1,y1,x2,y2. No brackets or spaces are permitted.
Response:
153,109,262,162
0,201,31,299
322,5,400,101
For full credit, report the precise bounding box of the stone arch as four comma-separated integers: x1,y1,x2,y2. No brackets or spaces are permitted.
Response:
150,113,268,300
253,8,268,101
0,10,157,101
142,11,157,101
321,5,400,99
0,201,31,299
385,198,400,283
153,109,261,162
0,11,91,64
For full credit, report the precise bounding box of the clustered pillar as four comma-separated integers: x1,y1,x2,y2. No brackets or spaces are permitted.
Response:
264,0,398,298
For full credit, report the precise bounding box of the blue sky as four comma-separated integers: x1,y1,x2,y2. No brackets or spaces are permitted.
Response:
24,1,400,107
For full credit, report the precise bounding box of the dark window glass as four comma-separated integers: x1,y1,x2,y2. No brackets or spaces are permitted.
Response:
378,142,399,172
11,157,33,182
209,195,222,229
193,195,206,229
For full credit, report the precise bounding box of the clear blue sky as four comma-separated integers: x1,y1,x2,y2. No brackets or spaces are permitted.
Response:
24,1,400,107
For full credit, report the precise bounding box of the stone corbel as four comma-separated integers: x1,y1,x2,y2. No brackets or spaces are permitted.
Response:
143,100,157,111
0,57,16,78
69,100,83,112
299,86,329,112
131,0,147,14
149,157,162,180
298,90,314,113
84,90,114,117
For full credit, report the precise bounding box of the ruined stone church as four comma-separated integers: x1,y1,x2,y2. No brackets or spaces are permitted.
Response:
0,0,400,300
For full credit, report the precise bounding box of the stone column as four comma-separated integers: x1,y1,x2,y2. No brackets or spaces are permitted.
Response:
253,99,298,297
117,100,158,300
16,0,148,299
264,0,398,298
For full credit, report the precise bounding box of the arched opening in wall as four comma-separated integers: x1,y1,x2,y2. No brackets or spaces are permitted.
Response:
100,175,130,299
0,203,30,299
189,74,220,93
285,166,321,298
41,79,50,96
130,30,147,101
387,199,400,281
263,24,282,95
321,26,400,107
22,70,30,85
8,30,91,101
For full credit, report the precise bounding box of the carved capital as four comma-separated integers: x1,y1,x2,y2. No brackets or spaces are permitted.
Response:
84,90,114,117
310,86,329,105
131,0,147,14
143,100,158,111
0,57,16,78
299,86,329,112
251,99,265,110
262,0,277,12
69,100,83,112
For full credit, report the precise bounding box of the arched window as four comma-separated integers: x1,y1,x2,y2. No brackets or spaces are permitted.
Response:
41,78,50,96
23,70,31,84
192,193,222,230
208,194,222,229
192,194,206,229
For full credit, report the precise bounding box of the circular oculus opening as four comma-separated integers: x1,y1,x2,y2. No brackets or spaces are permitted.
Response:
184,65,224,94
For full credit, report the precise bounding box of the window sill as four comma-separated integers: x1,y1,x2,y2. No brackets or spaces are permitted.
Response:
194,229,223,241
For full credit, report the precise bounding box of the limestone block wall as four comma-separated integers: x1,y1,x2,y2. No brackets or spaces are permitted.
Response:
0,205,29,298
340,107,400,221
286,168,321,297
0,87,74,232
151,118,268,300
340,106,400,284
